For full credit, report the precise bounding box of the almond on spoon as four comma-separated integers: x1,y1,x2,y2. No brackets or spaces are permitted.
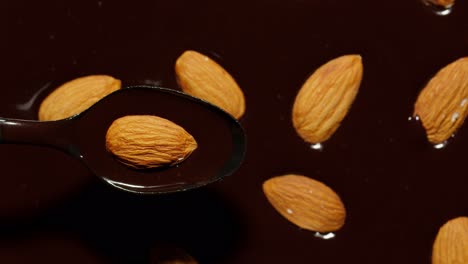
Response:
105,115,197,169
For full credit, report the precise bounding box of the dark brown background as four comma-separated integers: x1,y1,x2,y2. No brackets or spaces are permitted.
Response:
1,0,467,263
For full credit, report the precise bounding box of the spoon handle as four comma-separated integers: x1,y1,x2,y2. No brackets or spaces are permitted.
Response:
0,118,74,153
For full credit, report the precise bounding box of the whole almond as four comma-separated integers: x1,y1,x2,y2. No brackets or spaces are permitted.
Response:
413,57,468,144
105,115,197,169
432,216,468,264
39,75,121,121
263,174,346,232
292,55,363,144
175,50,246,119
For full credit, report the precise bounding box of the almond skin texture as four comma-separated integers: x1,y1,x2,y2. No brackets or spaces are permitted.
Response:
292,55,363,144
39,75,121,121
175,50,246,119
414,57,468,144
105,115,197,169
432,216,468,264
263,174,346,232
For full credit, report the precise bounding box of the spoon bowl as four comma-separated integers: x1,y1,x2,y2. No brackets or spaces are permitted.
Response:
0,86,246,194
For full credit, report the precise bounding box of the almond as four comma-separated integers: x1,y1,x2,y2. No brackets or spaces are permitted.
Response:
262,174,346,232
175,50,246,119
39,75,121,121
426,0,455,7
432,216,468,264
105,115,197,169
292,55,363,144
413,57,468,144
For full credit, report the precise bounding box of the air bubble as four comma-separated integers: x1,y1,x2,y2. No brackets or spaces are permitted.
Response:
433,141,448,149
310,143,323,151
314,232,336,240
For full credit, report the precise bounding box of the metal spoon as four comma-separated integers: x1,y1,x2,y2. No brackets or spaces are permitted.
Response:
0,86,246,194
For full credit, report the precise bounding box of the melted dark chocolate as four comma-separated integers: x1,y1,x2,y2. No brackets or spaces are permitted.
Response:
0,0,467,263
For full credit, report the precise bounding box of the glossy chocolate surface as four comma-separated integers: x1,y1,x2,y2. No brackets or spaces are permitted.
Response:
1,0,467,263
